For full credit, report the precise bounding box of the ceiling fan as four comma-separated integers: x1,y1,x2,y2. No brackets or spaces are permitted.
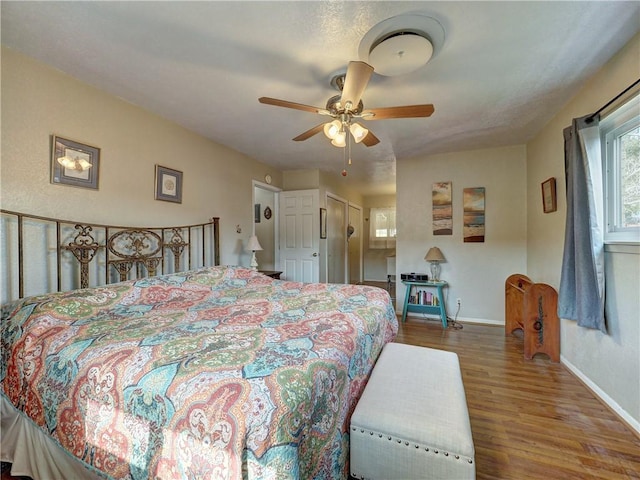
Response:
259,61,435,148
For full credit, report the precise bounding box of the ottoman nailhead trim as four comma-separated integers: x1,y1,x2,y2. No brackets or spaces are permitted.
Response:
351,428,474,464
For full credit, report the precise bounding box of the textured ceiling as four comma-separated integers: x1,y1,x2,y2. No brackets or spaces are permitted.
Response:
2,1,639,196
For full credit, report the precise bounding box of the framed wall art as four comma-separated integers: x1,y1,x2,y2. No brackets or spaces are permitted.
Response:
541,177,557,213
320,208,327,239
51,135,100,189
463,187,485,243
432,181,453,235
155,165,183,203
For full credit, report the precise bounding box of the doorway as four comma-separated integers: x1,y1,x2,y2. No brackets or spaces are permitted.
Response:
327,194,347,284
348,204,363,284
253,182,280,271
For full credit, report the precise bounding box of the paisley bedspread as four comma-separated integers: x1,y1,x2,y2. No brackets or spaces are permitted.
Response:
1,266,397,479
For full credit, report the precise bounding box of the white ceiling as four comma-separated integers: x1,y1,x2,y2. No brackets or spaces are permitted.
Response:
2,1,639,196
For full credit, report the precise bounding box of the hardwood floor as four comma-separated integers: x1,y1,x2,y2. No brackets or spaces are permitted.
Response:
395,317,640,479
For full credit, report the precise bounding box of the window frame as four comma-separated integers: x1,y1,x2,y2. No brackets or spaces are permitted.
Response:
600,94,640,244
369,207,396,249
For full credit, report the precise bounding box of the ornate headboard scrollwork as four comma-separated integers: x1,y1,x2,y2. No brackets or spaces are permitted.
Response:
0,210,220,300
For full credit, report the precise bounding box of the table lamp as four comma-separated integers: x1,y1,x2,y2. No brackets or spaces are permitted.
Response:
425,247,446,282
247,235,263,270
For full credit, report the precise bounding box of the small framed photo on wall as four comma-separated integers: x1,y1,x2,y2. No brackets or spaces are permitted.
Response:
51,135,100,189
155,165,183,203
320,208,327,239
541,177,557,213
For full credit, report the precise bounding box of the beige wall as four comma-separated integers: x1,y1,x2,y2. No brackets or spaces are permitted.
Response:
397,145,528,323
526,33,640,431
1,47,282,267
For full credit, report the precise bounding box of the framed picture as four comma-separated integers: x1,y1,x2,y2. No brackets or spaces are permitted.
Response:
254,204,261,223
155,165,183,203
51,136,100,189
320,208,327,239
541,177,557,213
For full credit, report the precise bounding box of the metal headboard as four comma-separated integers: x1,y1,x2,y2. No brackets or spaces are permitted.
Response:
1,210,220,300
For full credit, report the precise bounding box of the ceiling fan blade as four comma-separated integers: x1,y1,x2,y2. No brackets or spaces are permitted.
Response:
340,61,374,111
259,97,330,115
292,123,326,141
362,104,435,120
361,130,380,147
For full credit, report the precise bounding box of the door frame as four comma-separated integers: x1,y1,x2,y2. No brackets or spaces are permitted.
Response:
348,202,364,284
325,192,349,284
252,180,281,270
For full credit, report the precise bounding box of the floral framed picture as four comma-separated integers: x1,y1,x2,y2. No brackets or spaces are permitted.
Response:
51,135,100,189
541,177,557,213
155,165,183,203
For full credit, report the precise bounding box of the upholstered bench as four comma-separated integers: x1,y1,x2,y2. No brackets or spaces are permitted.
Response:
350,343,475,479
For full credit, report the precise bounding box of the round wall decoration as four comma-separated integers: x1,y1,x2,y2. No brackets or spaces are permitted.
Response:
264,206,272,219
264,174,272,184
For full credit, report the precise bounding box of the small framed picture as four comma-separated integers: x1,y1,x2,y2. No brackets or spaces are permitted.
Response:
320,208,327,239
155,165,183,203
541,177,557,213
51,136,100,189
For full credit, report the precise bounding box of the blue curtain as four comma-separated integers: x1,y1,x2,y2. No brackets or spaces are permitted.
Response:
558,114,606,333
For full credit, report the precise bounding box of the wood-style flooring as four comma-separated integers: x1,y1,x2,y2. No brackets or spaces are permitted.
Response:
394,317,640,479
3,318,639,479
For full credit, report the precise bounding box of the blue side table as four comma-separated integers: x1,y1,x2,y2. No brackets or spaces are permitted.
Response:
401,280,448,327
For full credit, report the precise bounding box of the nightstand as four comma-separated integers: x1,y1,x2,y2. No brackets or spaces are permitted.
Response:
401,280,448,327
258,270,282,279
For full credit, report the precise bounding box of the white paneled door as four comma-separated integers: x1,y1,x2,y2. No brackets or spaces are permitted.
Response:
278,189,319,282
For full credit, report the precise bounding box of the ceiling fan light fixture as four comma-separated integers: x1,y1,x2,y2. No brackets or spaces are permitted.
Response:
369,32,433,77
331,130,347,147
323,119,341,139
350,122,369,143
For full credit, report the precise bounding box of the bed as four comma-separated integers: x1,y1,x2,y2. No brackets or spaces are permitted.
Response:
0,211,398,479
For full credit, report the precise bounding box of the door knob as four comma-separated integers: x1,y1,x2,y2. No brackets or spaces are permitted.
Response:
312,252,318,257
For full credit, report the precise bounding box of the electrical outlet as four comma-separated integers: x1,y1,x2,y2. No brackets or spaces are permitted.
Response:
456,298,462,307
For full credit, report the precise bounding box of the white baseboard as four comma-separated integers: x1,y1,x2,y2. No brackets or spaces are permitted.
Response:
561,354,640,436
399,312,503,326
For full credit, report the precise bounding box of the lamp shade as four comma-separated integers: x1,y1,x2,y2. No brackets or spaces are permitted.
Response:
349,122,369,143
247,235,263,251
331,130,347,147
323,119,341,139
424,246,445,262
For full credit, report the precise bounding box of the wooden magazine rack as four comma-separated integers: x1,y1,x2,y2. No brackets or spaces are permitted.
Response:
505,273,560,362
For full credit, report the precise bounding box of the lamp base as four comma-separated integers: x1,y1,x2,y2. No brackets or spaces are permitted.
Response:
251,252,259,271
430,262,441,282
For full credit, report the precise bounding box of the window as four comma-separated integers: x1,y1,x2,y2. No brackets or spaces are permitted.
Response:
369,207,396,249
601,94,640,243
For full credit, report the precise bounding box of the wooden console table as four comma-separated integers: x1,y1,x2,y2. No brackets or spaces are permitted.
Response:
401,280,448,328
505,273,560,362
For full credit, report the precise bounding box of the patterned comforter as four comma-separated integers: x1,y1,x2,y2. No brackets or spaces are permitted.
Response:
1,266,397,479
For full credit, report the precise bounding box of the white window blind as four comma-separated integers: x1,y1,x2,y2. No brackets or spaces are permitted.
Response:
369,207,396,249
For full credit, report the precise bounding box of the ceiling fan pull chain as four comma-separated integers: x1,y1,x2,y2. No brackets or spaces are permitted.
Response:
342,137,348,177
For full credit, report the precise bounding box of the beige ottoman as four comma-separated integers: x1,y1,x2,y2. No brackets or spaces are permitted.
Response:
350,343,475,479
